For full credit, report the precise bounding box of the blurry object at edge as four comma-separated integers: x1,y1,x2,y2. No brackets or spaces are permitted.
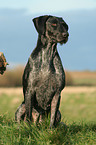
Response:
0,52,9,75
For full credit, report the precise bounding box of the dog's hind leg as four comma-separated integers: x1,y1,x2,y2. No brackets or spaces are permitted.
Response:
15,101,26,123
15,101,40,124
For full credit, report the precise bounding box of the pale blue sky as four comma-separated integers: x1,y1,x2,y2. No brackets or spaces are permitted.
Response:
0,0,96,14
0,0,96,70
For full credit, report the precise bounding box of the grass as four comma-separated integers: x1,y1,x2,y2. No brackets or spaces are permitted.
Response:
0,115,96,144
0,93,23,118
0,87,96,144
61,90,96,123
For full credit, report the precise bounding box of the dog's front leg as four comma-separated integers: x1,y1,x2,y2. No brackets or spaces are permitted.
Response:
25,89,35,121
50,92,61,128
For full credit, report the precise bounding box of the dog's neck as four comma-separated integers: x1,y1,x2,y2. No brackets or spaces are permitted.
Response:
34,35,57,68
38,34,57,56
37,35,56,46
32,34,58,63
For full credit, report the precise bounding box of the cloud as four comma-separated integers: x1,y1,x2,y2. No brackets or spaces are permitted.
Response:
27,0,96,14
0,0,96,14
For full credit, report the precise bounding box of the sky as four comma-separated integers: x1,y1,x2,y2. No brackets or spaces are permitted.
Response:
0,0,96,70
1,0,96,13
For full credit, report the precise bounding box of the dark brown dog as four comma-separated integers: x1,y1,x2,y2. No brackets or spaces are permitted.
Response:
15,15,69,128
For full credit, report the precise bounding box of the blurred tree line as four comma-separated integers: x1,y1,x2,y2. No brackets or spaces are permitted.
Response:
0,66,24,87
0,66,73,87
0,66,96,87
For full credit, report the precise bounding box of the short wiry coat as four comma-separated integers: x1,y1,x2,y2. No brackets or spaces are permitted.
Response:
15,15,69,128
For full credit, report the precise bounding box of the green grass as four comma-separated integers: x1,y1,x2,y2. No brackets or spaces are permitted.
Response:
0,88,96,144
0,115,96,145
61,90,96,123
0,93,23,118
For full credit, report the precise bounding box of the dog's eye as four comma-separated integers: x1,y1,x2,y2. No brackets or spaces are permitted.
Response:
51,23,57,27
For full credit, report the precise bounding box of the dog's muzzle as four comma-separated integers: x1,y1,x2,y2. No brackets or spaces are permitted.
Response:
58,32,69,44
62,32,69,38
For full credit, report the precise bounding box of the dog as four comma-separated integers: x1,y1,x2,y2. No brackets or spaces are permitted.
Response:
15,15,69,128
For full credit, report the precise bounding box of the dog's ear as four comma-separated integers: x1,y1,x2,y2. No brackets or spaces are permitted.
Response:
32,15,50,35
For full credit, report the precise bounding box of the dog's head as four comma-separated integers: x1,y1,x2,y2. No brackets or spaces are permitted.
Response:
33,15,69,44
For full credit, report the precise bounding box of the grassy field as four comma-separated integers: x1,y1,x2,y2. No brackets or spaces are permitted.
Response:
0,87,96,144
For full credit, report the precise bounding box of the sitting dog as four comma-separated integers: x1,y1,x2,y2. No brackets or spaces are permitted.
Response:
15,15,69,128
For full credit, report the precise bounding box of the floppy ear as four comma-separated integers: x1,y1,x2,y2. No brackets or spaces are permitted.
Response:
32,15,50,35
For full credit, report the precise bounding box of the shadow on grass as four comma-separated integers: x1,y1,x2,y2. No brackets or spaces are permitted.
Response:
69,123,96,134
51,122,96,144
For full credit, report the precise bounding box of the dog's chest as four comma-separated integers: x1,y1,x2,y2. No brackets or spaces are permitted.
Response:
31,45,65,90
39,49,65,89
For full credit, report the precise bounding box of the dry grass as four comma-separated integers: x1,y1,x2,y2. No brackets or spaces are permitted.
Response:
69,71,96,86
0,87,23,95
0,86,96,95
63,86,96,94
70,71,96,79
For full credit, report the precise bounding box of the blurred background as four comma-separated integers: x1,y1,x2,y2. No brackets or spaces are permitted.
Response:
0,0,96,86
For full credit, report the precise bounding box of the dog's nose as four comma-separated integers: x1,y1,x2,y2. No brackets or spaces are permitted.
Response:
62,32,69,37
